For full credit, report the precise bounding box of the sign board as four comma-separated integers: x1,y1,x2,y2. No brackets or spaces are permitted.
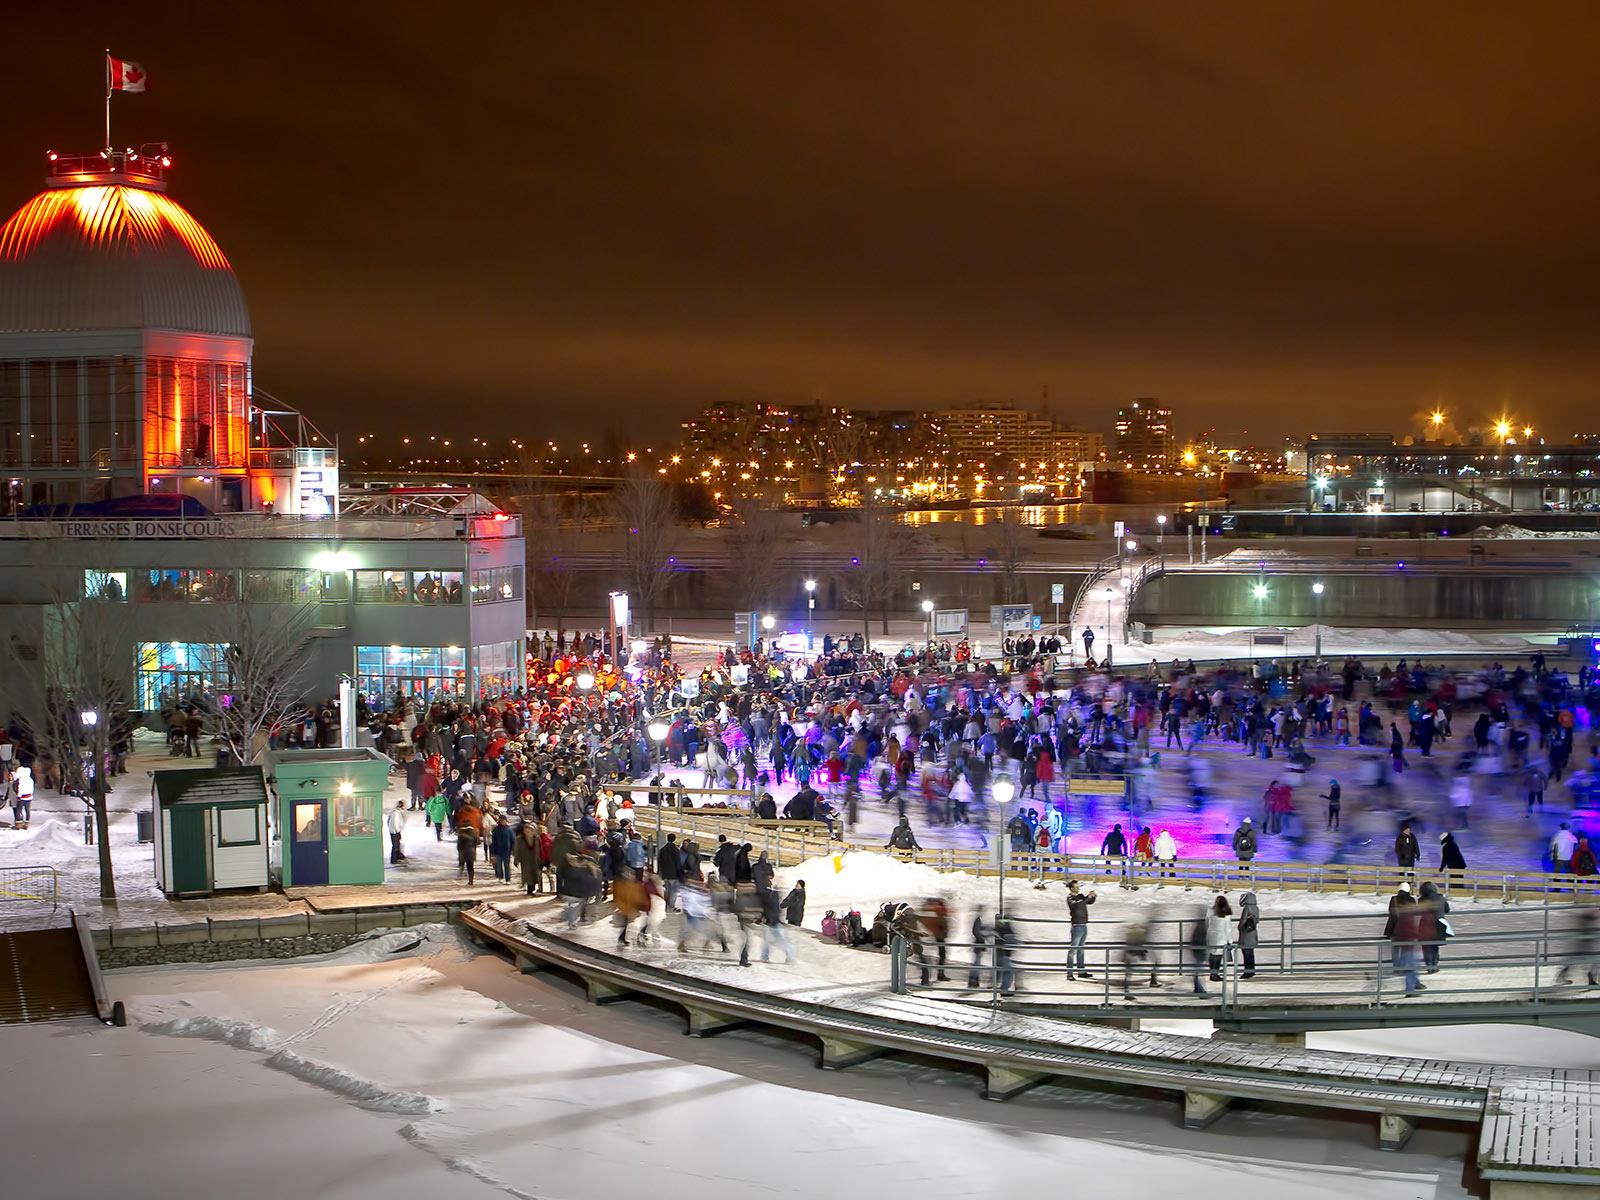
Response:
1066,778,1131,798
1032,615,1042,630
1220,515,1237,531
933,608,968,638
988,604,1033,633
1113,520,1125,539
1051,582,1065,606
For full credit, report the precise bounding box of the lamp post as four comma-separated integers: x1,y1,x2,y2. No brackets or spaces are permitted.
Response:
1312,581,1325,661
1156,514,1166,546
1103,585,1115,651
921,597,934,646
992,776,1015,921
805,578,816,644
761,613,775,653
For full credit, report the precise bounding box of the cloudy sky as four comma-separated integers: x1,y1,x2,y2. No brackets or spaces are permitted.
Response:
6,2,1600,446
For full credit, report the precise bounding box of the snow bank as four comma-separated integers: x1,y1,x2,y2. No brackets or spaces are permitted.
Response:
1468,524,1600,540
146,1015,447,1116
310,923,468,966
144,1014,279,1051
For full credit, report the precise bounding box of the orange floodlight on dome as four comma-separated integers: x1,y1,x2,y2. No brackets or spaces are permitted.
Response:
0,185,231,270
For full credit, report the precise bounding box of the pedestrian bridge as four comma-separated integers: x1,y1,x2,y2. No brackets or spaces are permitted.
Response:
463,902,1600,1198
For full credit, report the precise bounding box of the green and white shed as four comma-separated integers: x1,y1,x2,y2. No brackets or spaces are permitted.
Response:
151,767,271,897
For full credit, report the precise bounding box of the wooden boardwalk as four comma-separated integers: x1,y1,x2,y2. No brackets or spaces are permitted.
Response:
464,901,1600,1196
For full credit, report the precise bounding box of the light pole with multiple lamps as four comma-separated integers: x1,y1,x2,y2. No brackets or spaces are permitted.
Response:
1312,581,1325,661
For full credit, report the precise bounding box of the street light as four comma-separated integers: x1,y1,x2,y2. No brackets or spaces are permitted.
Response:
805,578,817,641
1312,581,1325,660
992,776,1016,922
1156,514,1166,545
80,710,98,728
761,614,775,631
1103,584,1115,649
921,597,934,646
576,671,596,691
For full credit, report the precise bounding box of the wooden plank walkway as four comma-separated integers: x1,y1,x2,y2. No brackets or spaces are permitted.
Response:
466,900,1600,1189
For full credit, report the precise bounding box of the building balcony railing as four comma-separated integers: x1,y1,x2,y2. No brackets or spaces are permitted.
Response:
0,512,520,541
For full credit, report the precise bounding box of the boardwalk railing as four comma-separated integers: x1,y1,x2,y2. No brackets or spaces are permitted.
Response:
622,804,1600,904
0,865,59,912
893,904,1600,1022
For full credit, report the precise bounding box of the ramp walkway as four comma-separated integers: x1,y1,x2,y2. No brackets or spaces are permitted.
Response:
462,901,1599,1197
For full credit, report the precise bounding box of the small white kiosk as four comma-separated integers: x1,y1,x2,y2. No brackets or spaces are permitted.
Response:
151,767,271,897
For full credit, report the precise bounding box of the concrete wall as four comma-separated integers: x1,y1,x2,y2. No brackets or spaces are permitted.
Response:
1132,571,1592,629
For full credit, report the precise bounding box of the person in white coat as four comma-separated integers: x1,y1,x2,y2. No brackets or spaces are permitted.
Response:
12,763,33,829
1205,894,1234,982
387,801,407,864
1153,828,1178,880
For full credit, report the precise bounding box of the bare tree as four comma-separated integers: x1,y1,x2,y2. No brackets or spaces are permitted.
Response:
611,470,680,629
194,576,319,766
520,488,591,630
722,497,790,615
987,508,1034,603
4,549,135,901
833,495,915,640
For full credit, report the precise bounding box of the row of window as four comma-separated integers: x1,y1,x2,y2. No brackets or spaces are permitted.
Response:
85,566,523,605
353,567,522,606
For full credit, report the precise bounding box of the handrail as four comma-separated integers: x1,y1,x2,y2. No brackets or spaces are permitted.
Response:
0,864,59,911
72,911,122,1025
593,801,1600,903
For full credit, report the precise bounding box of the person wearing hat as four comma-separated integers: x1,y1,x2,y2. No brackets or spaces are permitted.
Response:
1321,779,1341,831
1439,830,1467,881
1394,823,1420,880
1231,818,1257,875
1384,881,1414,971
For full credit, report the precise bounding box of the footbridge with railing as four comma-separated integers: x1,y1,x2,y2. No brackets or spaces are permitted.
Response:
462,901,1600,1198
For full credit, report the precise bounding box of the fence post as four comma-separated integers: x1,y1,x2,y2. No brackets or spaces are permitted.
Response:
889,933,904,993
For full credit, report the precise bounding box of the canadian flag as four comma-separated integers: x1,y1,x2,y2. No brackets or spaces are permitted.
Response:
108,55,147,93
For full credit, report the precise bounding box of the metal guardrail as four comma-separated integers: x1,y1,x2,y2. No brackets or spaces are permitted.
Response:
591,790,1600,903
891,903,1600,1023
0,865,59,911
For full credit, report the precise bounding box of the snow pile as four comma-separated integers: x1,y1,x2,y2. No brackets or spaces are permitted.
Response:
145,1014,279,1051
146,1014,447,1116
781,850,967,914
264,1048,447,1115
309,923,469,965
1467,524,1600,540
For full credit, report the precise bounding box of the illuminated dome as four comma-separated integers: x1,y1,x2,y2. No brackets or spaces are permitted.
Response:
0,181,250,338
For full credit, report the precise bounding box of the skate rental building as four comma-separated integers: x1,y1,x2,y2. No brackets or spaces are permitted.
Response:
0,146,526,711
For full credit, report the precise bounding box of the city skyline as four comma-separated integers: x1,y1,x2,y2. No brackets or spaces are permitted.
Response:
5,4,1600,446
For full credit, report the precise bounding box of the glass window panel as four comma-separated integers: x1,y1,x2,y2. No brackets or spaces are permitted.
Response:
85,570,126,601
293,803,324,842
334,793,375,838
217,806,259,846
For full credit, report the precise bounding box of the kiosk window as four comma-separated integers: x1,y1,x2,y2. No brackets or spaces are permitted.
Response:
217,806,259,846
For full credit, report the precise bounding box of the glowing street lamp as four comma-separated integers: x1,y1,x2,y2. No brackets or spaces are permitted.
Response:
1312,581,1325,660
992,774,1016,921
921,597,934,645
1156,514,1167,545
576,671,596,691
805,578,817,639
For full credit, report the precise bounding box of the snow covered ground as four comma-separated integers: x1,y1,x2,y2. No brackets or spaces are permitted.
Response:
2,924,1506,1200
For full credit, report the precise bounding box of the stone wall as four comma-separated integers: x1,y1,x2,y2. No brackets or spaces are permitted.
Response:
91,905,460,970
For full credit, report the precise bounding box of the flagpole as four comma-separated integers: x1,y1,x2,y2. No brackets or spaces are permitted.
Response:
104,49,111,152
